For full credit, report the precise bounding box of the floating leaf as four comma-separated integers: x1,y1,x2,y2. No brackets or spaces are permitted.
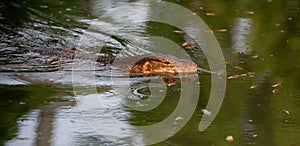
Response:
240,74,248,77
250,84,258,89
252,54,259,58
182,41,189,47
228,73,247,79
228,75,240,79
279,30,285,33
185,45,196,49
206,12,215,16
282,109,291,115
248,72,256,75
234,65,244,70
272,88,278,94
201,109,212,116
226,135,234,142
215,29,227,32
175,116,184,121
245,11,255,15
174,30,184,34
272,81,283,88
205,30,214,34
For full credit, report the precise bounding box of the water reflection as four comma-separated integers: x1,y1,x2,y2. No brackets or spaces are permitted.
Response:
1,0,300,145
231,18,254,54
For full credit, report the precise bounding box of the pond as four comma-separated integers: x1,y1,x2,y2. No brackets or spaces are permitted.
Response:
0,0,300,145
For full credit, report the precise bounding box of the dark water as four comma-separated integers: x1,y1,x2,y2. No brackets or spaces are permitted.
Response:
1,0,300,145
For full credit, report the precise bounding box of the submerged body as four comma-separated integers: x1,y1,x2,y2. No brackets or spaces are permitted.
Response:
97,54,198,76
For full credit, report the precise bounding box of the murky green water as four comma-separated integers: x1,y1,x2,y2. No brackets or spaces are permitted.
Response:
1,0,300,145
0,85,56,143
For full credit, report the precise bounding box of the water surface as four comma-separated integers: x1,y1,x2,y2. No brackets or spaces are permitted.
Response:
0,0,300,145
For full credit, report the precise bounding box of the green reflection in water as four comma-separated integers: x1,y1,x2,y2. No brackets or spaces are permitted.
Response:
0,85,56,144
0,0,300,145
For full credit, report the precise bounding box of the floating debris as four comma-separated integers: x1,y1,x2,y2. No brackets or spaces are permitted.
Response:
252,134,258,138
182,41,190,47
250,84,258,89
245,11,255,15
227,73,247,79
174,30,184,34
228,75,240,79
205,30,214,34
175,116,183,121
19,101,26,105
201,109,212,116
248,72,256,75
182,41,196,49
206,12,215,16
185,45,196,49
282,109,291,115
272,88,278,94
215,29,227,32
226,135,234,142
39,5,48,9
65,8,72,11
271,80,283,94
272,81,283,88
234,65,244,70
252,54,259,58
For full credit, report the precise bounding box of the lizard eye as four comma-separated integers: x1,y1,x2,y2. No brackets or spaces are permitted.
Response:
164,61,170,65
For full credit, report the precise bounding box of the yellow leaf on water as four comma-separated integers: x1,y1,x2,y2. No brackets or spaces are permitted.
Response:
182,41,189,47
248,72,256,75
215,29,227,32
204,30,214,34
234,65,244,70
240,74,247,77
282,109,291,115
185,45,196,49
272,81,283,88
245,11,255,15
252,54,259,58
175,116,183,121
250,84,258,89
174,30,184,34
226,135,234,142
228,74,247,79
206,12,215,16
228,75,240,79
